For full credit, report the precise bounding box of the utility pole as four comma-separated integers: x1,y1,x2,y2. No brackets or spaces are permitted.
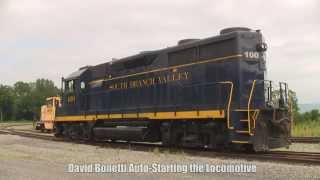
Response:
0,109,3,122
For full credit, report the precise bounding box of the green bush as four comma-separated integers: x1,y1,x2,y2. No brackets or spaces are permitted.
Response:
292,109,320,137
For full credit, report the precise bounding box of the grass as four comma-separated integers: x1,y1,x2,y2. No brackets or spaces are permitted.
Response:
0,120,33,128
0,120,33,124
292,120,320,137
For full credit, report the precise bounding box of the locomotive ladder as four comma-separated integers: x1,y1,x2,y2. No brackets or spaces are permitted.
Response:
233,80,260,139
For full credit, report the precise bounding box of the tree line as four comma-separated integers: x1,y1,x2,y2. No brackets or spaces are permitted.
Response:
289,90,320,123
0,79,59,121
295,109,320,123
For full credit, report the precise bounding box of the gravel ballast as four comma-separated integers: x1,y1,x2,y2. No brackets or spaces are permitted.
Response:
0,134,319,180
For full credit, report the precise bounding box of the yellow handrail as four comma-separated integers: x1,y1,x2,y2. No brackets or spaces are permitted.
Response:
252,110,260,129
288,92,294,135
219,81,234,129
248,80,257,135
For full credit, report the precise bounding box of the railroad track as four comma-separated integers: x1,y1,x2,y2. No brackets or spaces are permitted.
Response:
1,128,320,165
290,137,320,143
258,151,320,164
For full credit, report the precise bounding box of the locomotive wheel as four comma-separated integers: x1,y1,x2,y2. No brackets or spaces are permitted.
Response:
68,125,80,140
54,124,63,137
161,124,172,147
79,122,93,141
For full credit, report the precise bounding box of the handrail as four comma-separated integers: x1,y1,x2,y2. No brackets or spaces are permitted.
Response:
218,81,234,129
248,80,257,135
252,110,259,130
288,92,294,134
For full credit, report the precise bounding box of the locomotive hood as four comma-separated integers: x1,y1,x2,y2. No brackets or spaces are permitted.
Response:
65,67,89,80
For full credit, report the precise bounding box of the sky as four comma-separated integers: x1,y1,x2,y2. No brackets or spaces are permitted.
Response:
0,0,319,103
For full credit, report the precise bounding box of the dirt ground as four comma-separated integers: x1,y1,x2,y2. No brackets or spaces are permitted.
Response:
0,133,320,180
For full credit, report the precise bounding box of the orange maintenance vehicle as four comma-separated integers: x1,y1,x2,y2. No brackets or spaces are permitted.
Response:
35,97,61,132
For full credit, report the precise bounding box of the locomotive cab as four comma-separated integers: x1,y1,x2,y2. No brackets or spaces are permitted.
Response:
59,67,90,115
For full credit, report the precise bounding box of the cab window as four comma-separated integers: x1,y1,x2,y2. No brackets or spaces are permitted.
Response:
46,99,53,108
65,80,75,92
80,81,86,90
55,100,60,107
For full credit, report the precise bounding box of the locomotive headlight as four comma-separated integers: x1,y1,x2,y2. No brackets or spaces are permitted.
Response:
256,43,268,52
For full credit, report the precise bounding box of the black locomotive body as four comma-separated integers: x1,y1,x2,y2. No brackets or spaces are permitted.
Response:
55,27,291,152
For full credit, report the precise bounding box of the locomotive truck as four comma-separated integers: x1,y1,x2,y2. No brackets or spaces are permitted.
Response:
54,27,291,152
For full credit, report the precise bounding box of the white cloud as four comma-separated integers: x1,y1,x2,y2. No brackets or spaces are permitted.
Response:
0,0,319,103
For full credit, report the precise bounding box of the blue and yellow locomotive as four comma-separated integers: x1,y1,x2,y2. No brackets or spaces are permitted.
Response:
55,27,291,152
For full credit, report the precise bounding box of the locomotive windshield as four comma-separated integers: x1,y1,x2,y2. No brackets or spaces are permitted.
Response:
65,80,75,92
46,99,53,107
